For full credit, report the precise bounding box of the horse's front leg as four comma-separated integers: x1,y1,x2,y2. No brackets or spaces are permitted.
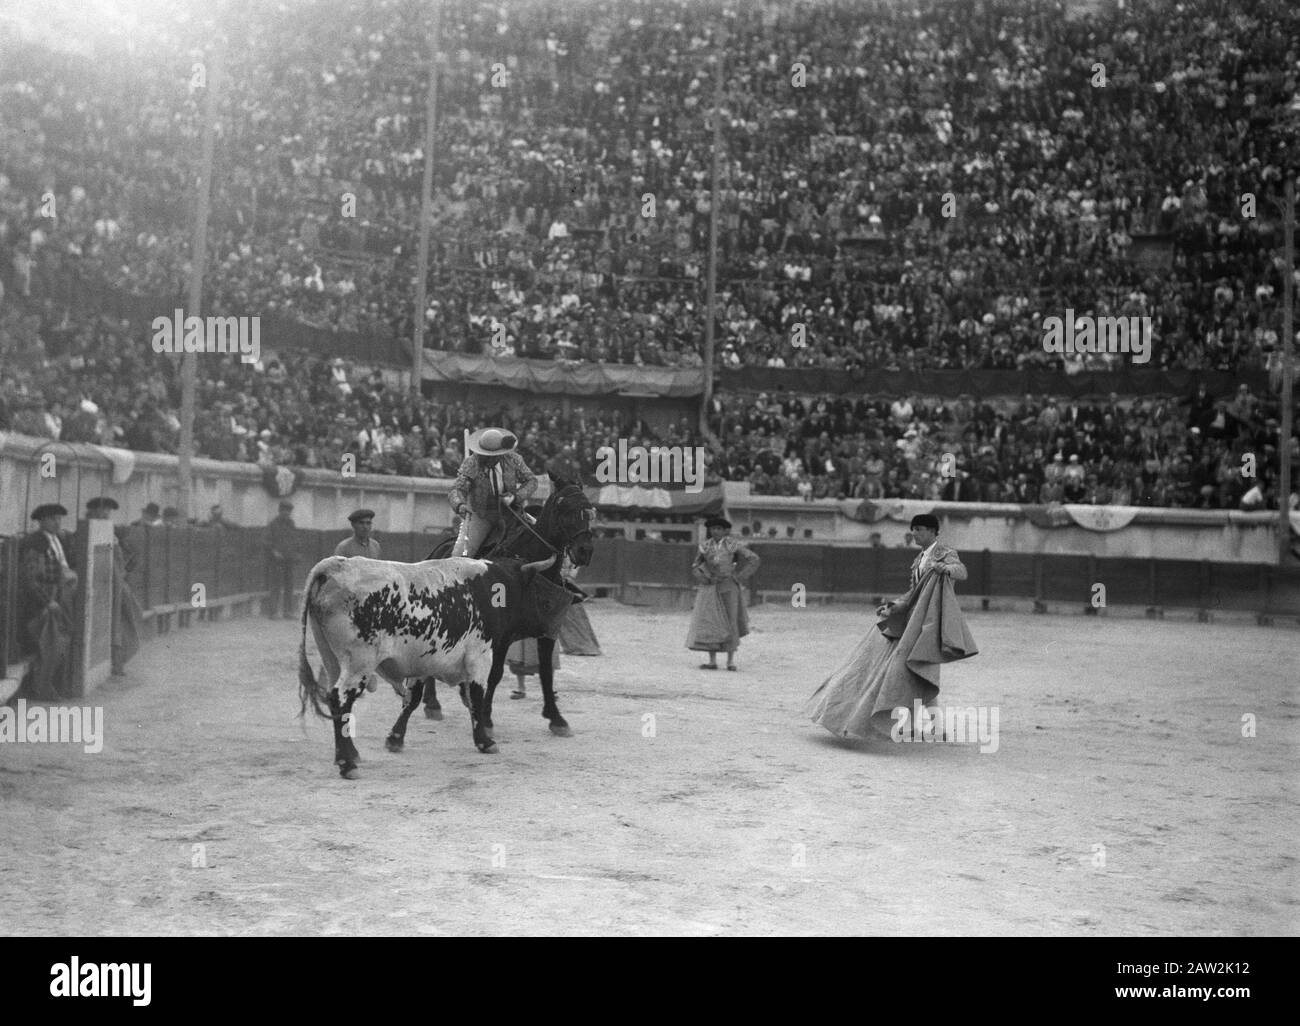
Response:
483,646,507,740
466,679,497,754
385,677,426,753
537,635,571,736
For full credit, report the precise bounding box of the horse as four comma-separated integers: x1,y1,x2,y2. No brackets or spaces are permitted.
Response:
383,473,596,752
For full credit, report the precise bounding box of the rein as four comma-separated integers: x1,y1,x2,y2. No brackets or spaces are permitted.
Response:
502,489,592,564
506,501,560,557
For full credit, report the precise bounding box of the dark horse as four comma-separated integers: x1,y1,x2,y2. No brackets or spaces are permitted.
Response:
384,473,595,752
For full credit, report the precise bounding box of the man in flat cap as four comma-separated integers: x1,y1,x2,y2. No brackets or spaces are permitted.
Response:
86,497,143,676
265,500,297,619
335,509,382,559
19,504,78,698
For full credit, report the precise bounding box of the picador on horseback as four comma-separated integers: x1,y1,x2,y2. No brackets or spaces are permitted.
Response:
450,427,538,558
413,427,592,726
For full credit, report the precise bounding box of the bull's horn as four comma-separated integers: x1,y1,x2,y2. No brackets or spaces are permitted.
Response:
521,554,557,575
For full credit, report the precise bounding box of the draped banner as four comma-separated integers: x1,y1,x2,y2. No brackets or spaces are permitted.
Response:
845,499,937,524
421,351,705,398
587,482,724,517
719,366,1267,399
851,499,1140,532
1024,504,1075,529
1065,505,1140,532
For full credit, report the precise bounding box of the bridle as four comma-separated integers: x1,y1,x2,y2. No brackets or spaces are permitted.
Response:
504,485,595,565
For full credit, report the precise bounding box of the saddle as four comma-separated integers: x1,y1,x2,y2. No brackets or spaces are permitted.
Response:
474,519,510,558
423,519,509,561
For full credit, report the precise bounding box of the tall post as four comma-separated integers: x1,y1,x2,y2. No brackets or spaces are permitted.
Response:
699,24,725,436
179,42,219,522
1279,177,1294,565
412,1,441,396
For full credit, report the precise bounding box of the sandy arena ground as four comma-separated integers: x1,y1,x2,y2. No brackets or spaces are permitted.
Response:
1,600,1296,936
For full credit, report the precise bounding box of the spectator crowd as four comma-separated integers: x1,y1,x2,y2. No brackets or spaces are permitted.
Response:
1,0,1297,511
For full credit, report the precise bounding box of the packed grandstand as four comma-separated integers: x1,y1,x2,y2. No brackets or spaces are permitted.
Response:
1,0,1297,511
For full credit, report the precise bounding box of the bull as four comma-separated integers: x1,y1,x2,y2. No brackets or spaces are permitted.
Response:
298,476,595,778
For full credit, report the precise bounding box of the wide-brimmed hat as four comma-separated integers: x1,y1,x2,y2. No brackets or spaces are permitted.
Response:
704,516,732,530
347,508,375,523
32,503,68,520
86,497,119,513
467,427,518,457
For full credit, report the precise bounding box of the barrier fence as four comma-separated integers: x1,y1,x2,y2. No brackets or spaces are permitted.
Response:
4,529,1297,693
580,538,1300,619
118,525,457,619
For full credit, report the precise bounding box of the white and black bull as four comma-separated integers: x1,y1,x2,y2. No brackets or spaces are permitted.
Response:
298,554,567,776
298,475,596,779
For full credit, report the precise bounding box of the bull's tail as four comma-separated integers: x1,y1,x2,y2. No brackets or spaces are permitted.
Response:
298,571,334,720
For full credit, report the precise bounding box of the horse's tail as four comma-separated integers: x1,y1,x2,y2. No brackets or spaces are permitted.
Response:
298,570,334,720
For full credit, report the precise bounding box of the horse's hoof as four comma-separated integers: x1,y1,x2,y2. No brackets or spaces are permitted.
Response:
549,723,573,737
478,741,498,754
385,737,404,753
339,763,360,780
424,705,443,720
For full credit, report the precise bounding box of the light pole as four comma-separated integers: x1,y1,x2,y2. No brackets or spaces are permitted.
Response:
412,1,441,397
179,39,220,521
1278,176,1294,565
699,21,726,437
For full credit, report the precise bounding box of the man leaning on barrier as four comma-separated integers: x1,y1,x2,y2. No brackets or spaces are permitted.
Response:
86,497,143,677
18,504,78,699
265,500,297,619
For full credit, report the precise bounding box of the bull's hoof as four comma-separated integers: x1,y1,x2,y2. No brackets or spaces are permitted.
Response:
549,722,573,737
338,762,360,780
385,735,404,753
424,704,443,720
